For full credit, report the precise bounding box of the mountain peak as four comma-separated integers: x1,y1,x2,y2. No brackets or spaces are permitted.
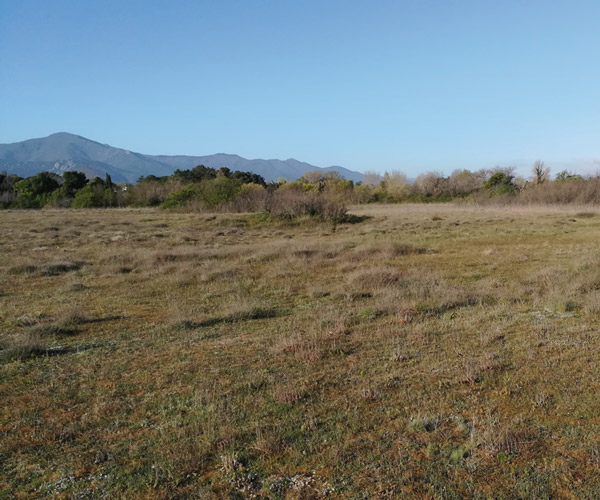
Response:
45,132,106,147
0,134,364,184
48,132,79,138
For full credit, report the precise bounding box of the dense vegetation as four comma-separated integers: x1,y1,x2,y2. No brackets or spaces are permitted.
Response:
1,162,599,216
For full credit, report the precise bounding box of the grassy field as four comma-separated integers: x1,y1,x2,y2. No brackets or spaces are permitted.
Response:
2,204,600,499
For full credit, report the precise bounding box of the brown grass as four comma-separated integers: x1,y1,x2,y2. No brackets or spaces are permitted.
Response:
1,204,600,498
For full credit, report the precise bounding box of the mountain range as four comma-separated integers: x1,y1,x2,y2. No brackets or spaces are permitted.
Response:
0,133,363,184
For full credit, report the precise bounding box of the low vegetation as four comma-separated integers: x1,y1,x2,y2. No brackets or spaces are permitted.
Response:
3,161,600,217
2,204,600,498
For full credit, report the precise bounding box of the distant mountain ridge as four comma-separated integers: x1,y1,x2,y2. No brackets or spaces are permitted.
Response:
0,133,363,184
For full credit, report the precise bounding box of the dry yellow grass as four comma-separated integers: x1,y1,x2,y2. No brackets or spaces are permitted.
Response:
2,204,600,498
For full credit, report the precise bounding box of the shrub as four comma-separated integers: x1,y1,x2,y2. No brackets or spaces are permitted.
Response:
517,177,599,205
129,178,182,206
232,183,268,212
483,172,517,195
198,176,242,208
0,331,45,363
161,178,243,210
160,184,202,209
72,184,108,208
266,190,347,220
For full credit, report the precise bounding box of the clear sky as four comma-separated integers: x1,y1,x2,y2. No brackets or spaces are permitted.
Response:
1,0,599,177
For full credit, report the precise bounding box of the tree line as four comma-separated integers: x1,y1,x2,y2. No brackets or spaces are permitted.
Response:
0,161,596,214
0,166,267,210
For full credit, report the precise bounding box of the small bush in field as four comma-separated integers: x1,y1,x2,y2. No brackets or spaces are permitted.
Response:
266,190,347,220
58,308,88,326
0,331,46,363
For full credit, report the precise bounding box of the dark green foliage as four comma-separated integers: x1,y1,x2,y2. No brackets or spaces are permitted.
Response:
160,177,242,209
216,166,231,178
13,172,61,208
72,185,103,208
137,174,169,183
46,171,89,207
0,172,21,207
230,170,266,186
199,176,242,207
1,164,271,210
160,184,201,208
73,185,105,208
483,172,516,195
173,165,266,187
62,171,88,197
91,176,106,188
174,165,217,183
72,177,119,208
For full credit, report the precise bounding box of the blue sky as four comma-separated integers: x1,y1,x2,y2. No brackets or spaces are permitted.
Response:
1,0,599,177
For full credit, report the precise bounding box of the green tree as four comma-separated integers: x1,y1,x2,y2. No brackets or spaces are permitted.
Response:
72,176,119,208
483,172,516,195
160,184,201,208
0,172,22,208
231,170,266,186
62,171,88,197
14,172,61,208
72,185,103,208
198,176,242,207
174,165,217,183
73,176,119,207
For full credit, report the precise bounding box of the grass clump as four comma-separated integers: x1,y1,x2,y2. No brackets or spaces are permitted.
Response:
408,415,440,433
69,283,88,292
57,308,88,326
384,242,428,256
191,307,283,328
8,264,38,275
41,261,84,276
0,331,46,363
450,445,469,463
27,323,78,336
349,268,403,289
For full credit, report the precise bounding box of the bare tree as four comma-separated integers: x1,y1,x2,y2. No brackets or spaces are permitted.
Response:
302,170,323,184
363,170,383,186
413,171,445,196
447,169,482,196
532,161,550,184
